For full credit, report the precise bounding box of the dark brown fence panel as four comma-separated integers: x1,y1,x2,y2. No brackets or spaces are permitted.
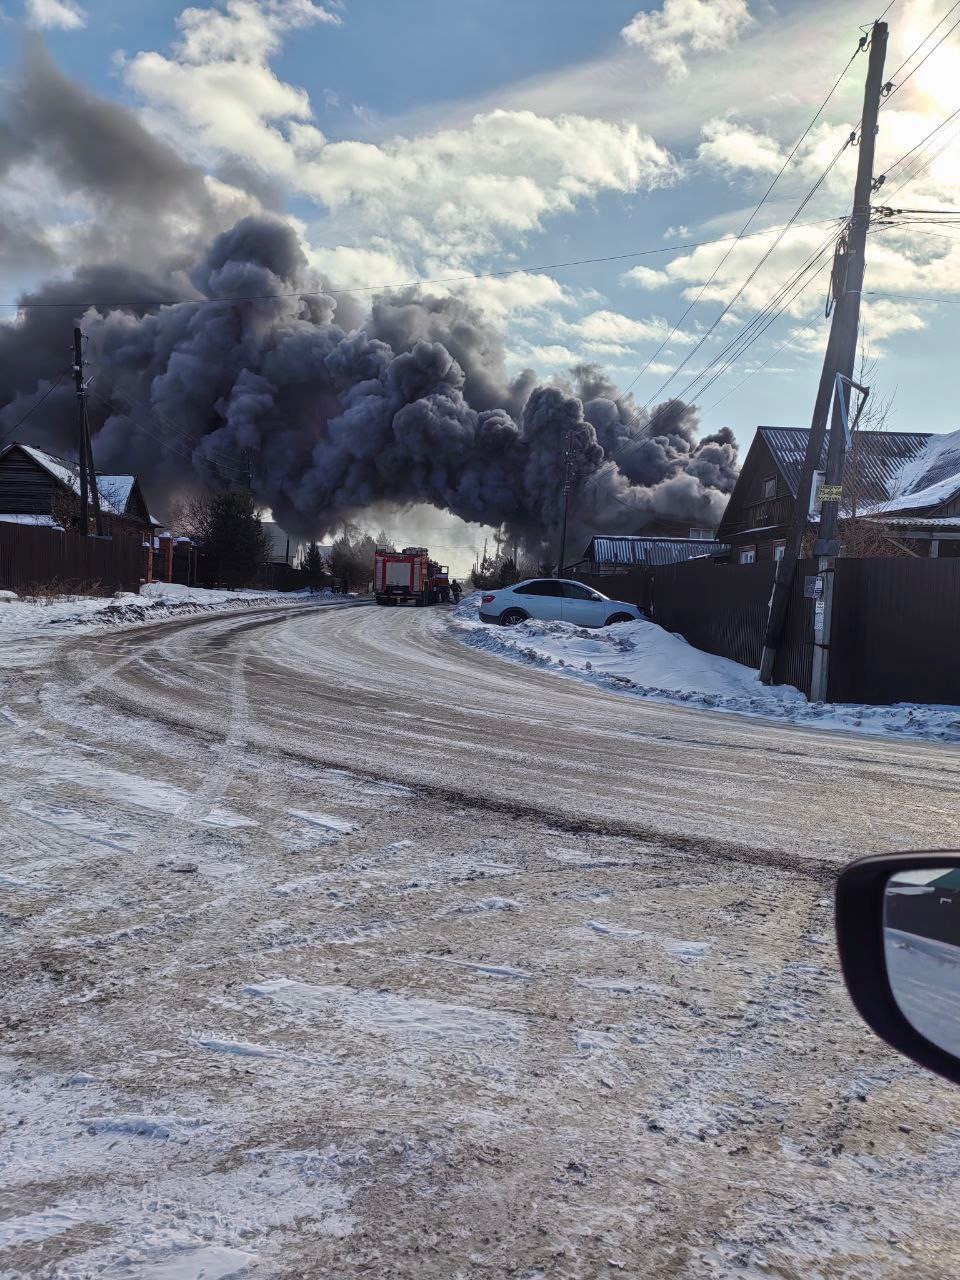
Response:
0,522,143,595
829,558,960,705
569,569,651,611
646,560,776,669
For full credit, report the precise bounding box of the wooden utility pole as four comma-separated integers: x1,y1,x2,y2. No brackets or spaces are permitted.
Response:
72,326,103,537
557,430,572,575
73,327,89,536
759,20,888,688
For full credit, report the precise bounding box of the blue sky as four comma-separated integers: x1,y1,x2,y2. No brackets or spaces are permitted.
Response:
2,0,960,561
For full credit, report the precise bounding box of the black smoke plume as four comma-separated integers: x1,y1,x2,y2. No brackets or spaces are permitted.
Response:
0,213,737,553
1,34,739,556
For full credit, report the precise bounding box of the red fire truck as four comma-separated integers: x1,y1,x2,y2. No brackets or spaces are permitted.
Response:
374,546,451,606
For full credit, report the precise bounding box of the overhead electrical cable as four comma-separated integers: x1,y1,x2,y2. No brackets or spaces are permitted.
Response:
881,2,960,104
611,41,866,407
0,369,71,449
0,221,845,311
87,389,245,485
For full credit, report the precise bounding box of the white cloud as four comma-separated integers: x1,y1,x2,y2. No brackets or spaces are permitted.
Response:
573,309,669,344
126,9,675,272
301,242,412,291
565,309,695,356
697,118,784,176
860,298,926,342
449,272,572,322
511,342,579,367
621,0,753,81
622,264,670,289
25,0,86,29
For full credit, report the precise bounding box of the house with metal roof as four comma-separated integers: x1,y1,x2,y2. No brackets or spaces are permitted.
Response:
0,441,155,540
717,426,960,562
579,534,729,573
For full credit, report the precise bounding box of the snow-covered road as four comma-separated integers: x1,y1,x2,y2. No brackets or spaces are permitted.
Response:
3,602,960,1277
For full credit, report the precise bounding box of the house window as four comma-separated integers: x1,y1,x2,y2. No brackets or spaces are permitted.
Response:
773,540,786,562
688,527,712,540
763,476,777,499
739,546,756,564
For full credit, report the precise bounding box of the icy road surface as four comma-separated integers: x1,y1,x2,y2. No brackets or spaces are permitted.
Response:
2,601,960,1278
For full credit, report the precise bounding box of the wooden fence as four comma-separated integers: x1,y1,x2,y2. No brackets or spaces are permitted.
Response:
0,522,143,596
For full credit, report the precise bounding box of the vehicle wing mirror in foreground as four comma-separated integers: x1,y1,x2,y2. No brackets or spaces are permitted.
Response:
836,851,960,1084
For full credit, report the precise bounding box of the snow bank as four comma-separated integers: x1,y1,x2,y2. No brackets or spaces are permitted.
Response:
0,583,354,671
0,583,334,638
449,594,960,743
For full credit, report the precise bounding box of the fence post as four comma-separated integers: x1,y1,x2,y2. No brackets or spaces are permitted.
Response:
157,533,173,583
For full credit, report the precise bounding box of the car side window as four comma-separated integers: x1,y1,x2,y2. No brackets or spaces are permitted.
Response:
562,582,597,600
517,580,564,596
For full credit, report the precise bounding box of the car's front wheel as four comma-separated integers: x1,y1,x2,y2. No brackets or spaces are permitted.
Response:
499,608,528,626
605,612,634,625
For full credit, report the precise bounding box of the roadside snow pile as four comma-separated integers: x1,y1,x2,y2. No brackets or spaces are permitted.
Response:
0,582,326,645
448,594,960,742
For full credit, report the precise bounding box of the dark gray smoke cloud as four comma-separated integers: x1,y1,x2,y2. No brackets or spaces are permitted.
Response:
0,42,738,554
0,41,245,283
0,214,738,553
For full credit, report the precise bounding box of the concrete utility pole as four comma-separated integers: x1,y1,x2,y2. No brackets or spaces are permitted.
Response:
73,327,104,538
759,20,888,690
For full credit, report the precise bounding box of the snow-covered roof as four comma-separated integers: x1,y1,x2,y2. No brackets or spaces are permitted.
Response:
585,535,729,567
96,475,136,511
757,425,960,516
863,430,960,514
10,443,122,514
0,513,64,529
867,515,960,529
758,426,931,505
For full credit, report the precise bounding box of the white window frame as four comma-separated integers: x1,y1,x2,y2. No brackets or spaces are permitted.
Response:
739,545,757,565
763,476,777,500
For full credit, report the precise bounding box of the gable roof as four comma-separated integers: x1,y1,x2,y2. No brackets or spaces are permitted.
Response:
4,442,121,515
758,426,932,506
864,428,960,514
584,535,729,567
0,442,157,520
96,475,136,511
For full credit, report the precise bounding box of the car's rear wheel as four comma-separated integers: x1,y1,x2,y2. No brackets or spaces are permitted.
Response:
605,612,634,625
499,608,528,626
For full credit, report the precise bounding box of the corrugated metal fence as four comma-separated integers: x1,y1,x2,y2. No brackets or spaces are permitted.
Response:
574,557,960,705
0,522,143,595
829,558,960,705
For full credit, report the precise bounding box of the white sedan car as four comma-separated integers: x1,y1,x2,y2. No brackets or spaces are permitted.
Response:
478,578,642,628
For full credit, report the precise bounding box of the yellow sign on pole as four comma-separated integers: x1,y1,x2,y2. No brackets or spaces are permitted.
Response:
818,484,843,503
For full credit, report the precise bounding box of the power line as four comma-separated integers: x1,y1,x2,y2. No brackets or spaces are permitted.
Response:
0,368,71,449
863,289,960,302
105,386,245,466
882,2,960,103
659,229,840,407
614,41,866,405
0,219,849,311
882,116,960,199
87,389,245,486
880,103,960,180
702,318,824,412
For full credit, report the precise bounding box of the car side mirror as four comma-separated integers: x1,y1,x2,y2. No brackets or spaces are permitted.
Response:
836,851,960,1084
